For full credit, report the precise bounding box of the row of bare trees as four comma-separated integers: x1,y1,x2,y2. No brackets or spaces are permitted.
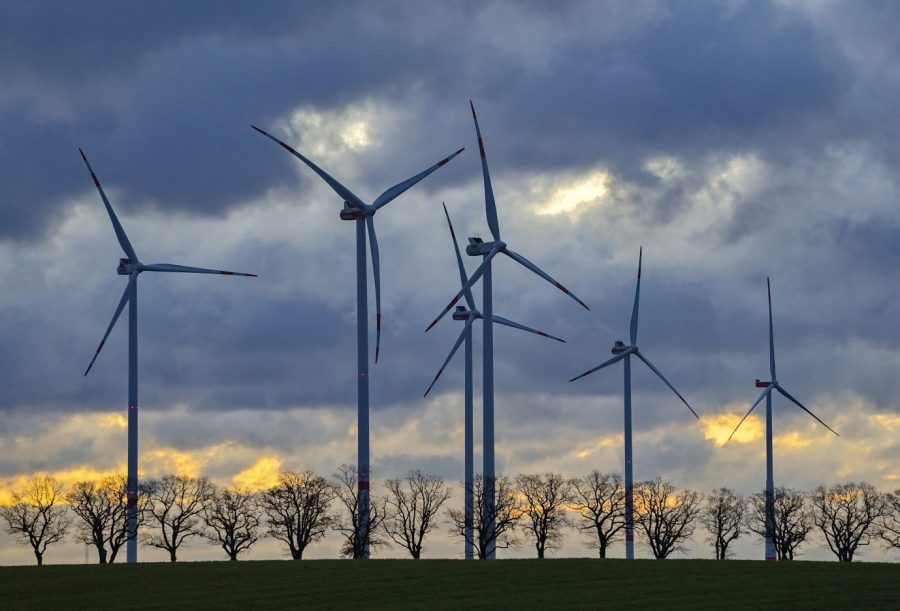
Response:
3,470,900,564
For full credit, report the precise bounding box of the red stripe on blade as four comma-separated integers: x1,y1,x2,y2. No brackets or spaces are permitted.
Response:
478,138,485,158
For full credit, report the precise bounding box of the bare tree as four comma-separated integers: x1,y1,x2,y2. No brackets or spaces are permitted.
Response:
204,486,261,561
333,464,387,558
747,487,812,560
570,471,626,559
448,473,520,558
0,475,70,565
702,487,745,560
633,478,702,559
517,472,572,558
144,474,215,562
879,489,900,551
810,482,885,562
261,471,335,560
67,475,150,564
384,470,452,559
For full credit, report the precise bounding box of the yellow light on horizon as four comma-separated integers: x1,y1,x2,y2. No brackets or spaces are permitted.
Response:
703,411,764,447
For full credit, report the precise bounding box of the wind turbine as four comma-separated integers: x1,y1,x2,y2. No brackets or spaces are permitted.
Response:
425,202,565,559
426,102,588,559
79,148,256,563
568,248,698,560
727,277,839,561
251,125,463,557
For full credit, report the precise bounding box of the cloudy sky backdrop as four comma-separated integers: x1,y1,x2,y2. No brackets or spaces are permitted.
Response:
1,0,899,563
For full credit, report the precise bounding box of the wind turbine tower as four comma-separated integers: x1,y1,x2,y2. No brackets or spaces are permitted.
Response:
252,126,463,557
568,249,698,560
727,278,839,560
427,102,588,558
79,149,256,563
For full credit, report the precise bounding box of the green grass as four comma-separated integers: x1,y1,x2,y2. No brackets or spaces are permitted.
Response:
2,558,898,610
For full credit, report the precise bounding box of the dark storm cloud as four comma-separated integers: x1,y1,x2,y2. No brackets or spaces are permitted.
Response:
2,1,900,523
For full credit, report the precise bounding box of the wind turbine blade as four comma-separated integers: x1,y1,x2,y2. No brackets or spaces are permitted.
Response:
142,263,257,277
250,125,366,209
634,351,699,419
774,384,839,436
84,275,134,376
768,277,776,380
78,148,138,261
423,320,472,397
366,216,382,363
630,247,642,345
568,352,627,383
726,384,773,442
492,315,565,343
426,247,500,331
442,202,475,311
371,148,465,210
470,101,500,242
502,248,590,311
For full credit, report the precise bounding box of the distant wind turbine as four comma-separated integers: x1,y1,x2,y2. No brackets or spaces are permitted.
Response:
251,125,463,557
568,248,698,560
79,148,256,563
427,102,588,559
425,202,565,559
727,277,839,561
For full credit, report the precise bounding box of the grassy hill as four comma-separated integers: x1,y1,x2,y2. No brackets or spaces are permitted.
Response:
2,558,898,610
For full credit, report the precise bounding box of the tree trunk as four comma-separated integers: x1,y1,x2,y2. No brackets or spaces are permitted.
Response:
98,546,108,564
169,549,177,562
34,550,43,566
598,541,607,559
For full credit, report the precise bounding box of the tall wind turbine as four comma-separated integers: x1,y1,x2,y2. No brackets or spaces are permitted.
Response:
427,102,589,559
79,148,256,563
251,125,463,557
568,248,698,560
727,277,839,561
425,202,565,559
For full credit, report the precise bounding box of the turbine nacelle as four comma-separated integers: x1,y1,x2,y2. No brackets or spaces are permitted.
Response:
755,379,772,388
339,201,368,221
117,258,139,275
465,236,503,256
611,340,631,355
452,306,473,321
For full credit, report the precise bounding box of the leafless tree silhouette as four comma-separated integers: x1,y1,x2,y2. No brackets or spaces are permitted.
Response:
67,474,149,564
570,471,626,559
448,474,520,558
810,482,885,562
702,487,745,560
384,470,452,559
204,486,261,561
634,478,701,559
333,464,387,558
144,474,215,562
517,472,572,558
747,487,812,560
261,471,335,560
0,475,70,565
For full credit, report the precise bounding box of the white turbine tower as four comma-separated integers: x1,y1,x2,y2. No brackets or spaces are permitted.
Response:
727,277,839,561
424,202,565,559
568,248,698,560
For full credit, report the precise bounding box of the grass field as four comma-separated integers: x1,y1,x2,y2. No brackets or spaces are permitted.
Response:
2,558,898,610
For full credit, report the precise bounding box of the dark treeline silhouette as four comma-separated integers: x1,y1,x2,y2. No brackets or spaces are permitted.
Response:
2,472,899,564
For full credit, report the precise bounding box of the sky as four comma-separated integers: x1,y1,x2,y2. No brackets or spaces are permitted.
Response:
1,0,900,564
